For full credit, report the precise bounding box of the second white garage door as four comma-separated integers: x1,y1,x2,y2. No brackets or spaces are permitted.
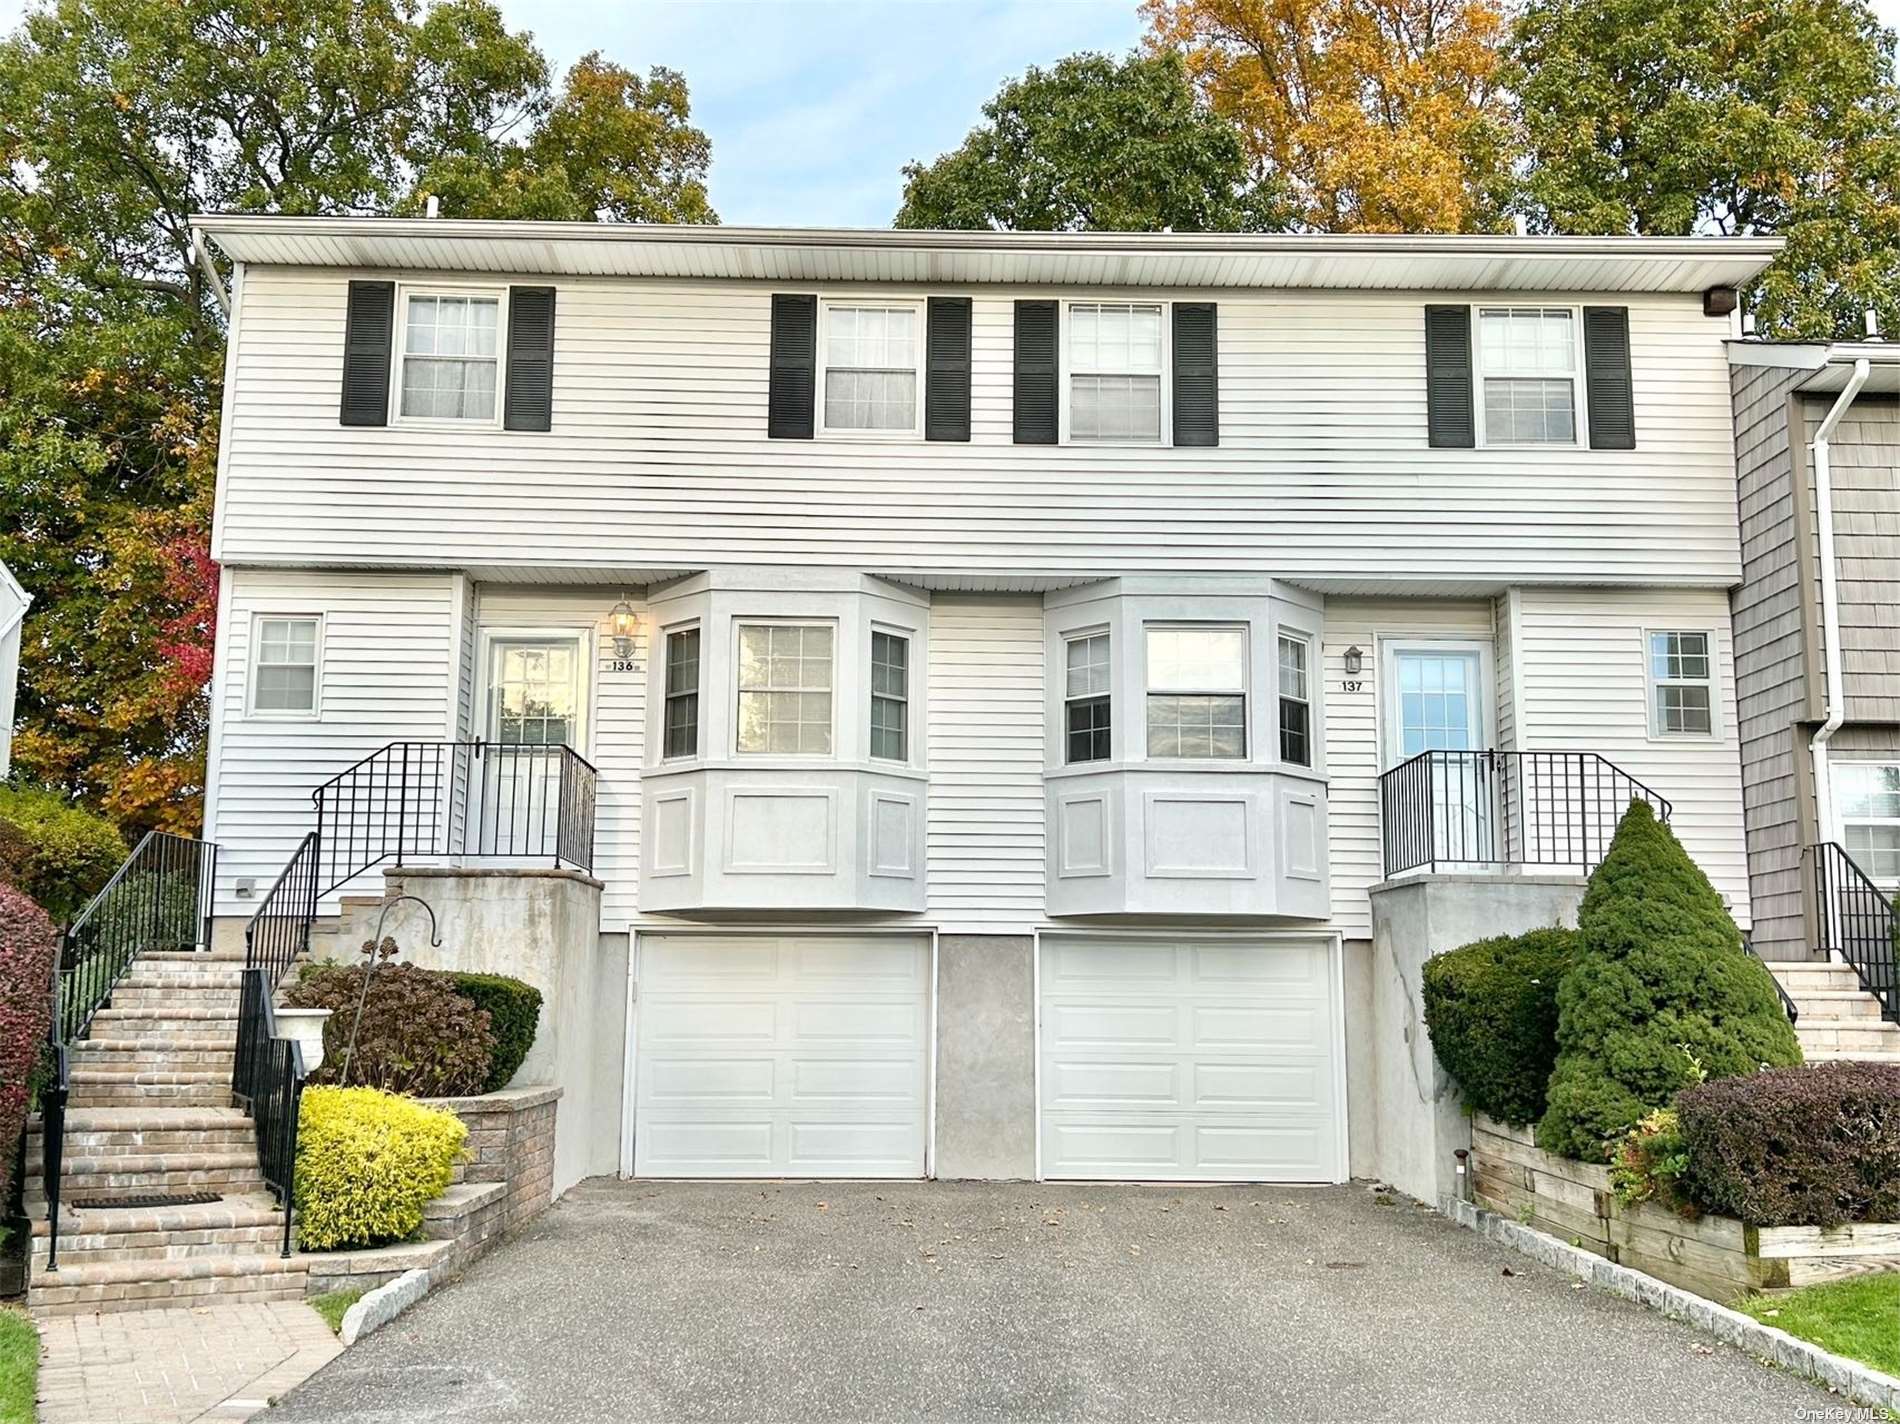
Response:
634,934,929,1178
1039,937,1342,1182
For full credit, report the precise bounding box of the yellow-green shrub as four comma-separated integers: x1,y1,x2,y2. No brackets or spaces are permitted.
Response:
294,1086,466,1251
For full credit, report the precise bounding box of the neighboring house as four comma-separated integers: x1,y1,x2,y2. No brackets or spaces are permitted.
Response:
189,217,1780,1196
1728,339,1900,1051
0,559,28,778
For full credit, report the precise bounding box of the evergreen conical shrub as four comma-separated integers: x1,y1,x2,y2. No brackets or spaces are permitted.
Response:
1536,800,1801,1161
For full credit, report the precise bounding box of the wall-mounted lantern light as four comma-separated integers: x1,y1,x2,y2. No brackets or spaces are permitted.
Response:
609,594,638,659
1343,645,1364,677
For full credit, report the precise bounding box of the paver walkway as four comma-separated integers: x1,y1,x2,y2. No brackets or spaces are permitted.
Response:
36,1299,342,1424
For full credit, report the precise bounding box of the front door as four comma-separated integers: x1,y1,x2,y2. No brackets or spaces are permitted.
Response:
1385,646,1492,865
477,636,582,857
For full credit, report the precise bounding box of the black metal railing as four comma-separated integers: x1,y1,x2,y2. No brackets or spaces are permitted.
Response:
311,740,598,898
1745,939,1800,1025
56,830,218,1044
245,831,319,993
232,967,303,1257
1380,750,1673,879
1811,841,1899,1023
40,830,218,1272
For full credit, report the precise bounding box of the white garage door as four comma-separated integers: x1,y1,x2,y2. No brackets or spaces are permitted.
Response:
635,934,929,1177
1039,937,1342,1182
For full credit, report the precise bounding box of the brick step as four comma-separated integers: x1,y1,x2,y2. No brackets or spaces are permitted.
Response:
90,1006,240,1034
31,1126,256,1158
27,1253,307,1317
1795,1022,1900,1052
29,1195,287,1268
112,972,245,994
69,1050,237,1076
26,1150,266,1198
105,986,243,1011
74,1035,236,1054
1770,964,1866,992
67,1069,231,1109
1784,990,1886,1019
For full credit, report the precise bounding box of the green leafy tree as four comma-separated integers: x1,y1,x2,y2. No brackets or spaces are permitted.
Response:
1509,0,1900,337
1537,801,1802,1161
896,51,1288,231
0,0,715,833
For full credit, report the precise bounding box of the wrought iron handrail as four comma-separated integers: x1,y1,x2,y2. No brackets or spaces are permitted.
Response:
1811,841,1898,1023
41,830,218,1272
245,832,319,990
1744,939,1800,1025
232,967,304,1258
311,740,598,898
1380,750,1673,879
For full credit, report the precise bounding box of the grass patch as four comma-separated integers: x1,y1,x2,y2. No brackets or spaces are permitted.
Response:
308,1286,368,1336
1735,1275,1900,1377
0,1307,38,1424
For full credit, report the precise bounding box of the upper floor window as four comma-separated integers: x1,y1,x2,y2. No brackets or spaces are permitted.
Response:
1478,307,1577,445
1836,763,1900,886
1647,630,1713,737
398,291,502,423
1065,632,1111,764
663,627,700,759
736,623,833,755
1145,625,1245,759
1070,303,1163,444
870,630,909,760
250,616,320,717
1277,635,1311,767
822,303,921,435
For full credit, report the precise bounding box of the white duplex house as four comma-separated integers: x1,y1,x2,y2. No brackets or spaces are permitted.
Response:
189,217,1780,1198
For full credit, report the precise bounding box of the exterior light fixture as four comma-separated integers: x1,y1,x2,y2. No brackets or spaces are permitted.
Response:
1343,645,1364,677
609,594,638,659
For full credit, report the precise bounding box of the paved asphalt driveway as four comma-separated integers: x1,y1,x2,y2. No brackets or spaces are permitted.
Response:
272,1179,1834,1423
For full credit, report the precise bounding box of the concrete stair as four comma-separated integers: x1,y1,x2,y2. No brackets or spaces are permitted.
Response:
26,952,298,1317
1770,960,1900,1064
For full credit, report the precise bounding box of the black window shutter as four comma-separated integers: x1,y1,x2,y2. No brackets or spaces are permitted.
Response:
1013,300,1058,445
504,286,557,432
1424,304,1474,449
925,297,972,442
1583,305,1636,449
339,280,395,427
768,294,817,439
1172,302,1219,447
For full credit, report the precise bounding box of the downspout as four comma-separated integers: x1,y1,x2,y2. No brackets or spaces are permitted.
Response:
1808,357,1871,852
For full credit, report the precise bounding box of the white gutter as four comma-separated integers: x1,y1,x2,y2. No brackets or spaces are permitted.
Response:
1808,357,1871,852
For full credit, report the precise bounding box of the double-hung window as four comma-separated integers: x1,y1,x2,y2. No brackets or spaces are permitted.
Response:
398,291,502,422
1069,303,1164,443
736,623,834,754
1278,635,1311,767
250,616,320,717
1145,626,1246,759
1836,763,1900,887
821,304,921,434
663,627,700,759
1064,632,1111,764
870,631,909,761
1477,307,1578,445
1648,630,1714,736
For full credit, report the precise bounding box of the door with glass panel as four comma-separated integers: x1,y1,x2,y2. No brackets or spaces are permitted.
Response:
1385,647,1492,865
477,638,582,857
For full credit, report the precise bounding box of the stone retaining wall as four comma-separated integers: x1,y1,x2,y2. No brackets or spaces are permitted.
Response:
427,1085,561,1229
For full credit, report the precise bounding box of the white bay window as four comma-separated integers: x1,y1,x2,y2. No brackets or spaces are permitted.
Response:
736,623,834,755
1145,625,1246,759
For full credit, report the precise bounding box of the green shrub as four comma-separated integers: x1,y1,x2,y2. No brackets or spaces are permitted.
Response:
1609,1108,1693,1213
1675,1061,1900,1227
443,972,542,1093
0,786,126,923
1537,801,1801,1161
0,885,57,1212
286,963,494,1098
294,1086,466,1250
1421,927,1578,1126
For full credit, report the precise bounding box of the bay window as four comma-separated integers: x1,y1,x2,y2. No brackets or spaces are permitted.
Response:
663,627,700,759
1278,635,1311,767
870,630,909,761
736,623,834,754
1065,632,1111,764
1145,625,1246,759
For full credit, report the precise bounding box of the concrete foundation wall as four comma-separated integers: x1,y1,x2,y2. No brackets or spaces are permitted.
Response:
933,935,1036,1180
386,866,623,1196
1367,874,1584,1204
1341,938,1376,1180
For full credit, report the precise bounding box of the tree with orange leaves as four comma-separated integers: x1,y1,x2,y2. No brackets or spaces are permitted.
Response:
1144,0,1518,233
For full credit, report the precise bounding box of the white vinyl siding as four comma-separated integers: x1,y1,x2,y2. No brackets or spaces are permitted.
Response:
925,597,1045,932
217,275,1742,589
208,571,459,917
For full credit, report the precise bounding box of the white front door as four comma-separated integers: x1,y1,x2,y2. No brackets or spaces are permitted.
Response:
1385,646,1492,864
478,636,582,857
1038,937,1343,1182
634,934,930,1178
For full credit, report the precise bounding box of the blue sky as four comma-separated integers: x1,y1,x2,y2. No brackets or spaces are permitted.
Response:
498,0,1145,226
